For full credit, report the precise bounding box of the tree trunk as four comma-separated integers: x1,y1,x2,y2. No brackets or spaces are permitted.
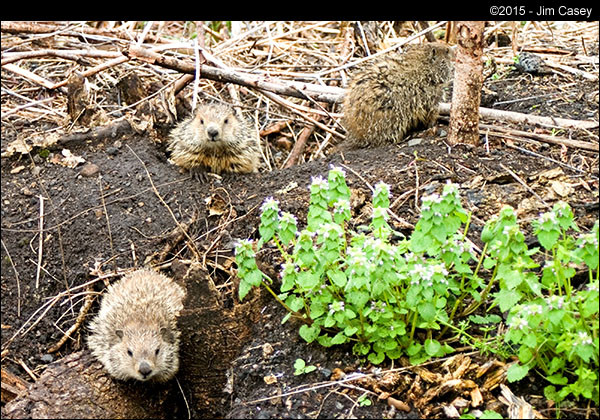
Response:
448,21,485,146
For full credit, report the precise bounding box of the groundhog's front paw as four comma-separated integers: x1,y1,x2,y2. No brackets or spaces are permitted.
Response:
190,167,221,183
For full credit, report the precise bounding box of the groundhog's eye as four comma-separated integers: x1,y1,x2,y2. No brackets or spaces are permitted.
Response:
155,348,160,356
127,349,133,357
199,119,204,125
224,118,229,124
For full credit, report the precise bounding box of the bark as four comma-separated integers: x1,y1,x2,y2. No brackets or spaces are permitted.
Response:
448,21,485,146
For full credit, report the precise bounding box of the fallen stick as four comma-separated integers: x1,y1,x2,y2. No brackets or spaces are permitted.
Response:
47,119,133,150
2,63,60,91
283,122,316,169
1,49,122,66
0,21,169,44
125,44,345,104
438,103,598,131
479,122,599,152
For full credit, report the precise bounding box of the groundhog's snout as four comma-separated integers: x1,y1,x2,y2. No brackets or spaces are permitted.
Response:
206,124,221,141
138,361,153,379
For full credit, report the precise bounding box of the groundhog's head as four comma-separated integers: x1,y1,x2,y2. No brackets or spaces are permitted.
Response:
192,104,240,146
108,321,179,382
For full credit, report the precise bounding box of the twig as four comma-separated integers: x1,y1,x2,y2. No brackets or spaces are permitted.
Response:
125,44,345,104
283,122,316,169
1,48,122,66
35,195,45,289
1,21,170,45
499,163,549,208
3,63,63,91
479,122,599,152
503,142,586,174
47,290,95,353
438,103,598,132
1,239,21,317
98,177,116,269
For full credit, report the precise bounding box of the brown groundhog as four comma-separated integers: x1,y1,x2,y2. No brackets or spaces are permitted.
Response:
87,269,186,382
342,42,454,148
168,102,261,176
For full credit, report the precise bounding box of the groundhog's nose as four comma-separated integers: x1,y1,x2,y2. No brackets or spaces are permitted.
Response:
138,361,153,378
206,125,220,141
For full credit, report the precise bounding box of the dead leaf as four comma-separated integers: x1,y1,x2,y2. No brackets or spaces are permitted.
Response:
49,149,85,168
550,180,574,197
2,138,32,157
206,194,228,217
470,387,483,407
533,167,564,181
387,396,411,412
499,383,544,419
442,404,460,418
9,166,26,174
263,374,277,385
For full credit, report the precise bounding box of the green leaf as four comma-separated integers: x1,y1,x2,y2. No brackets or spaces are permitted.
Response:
547,374,568,385
480,410,503,419
424,339,442,356
344,325,358,336
294,358,306,370
299,324,320,343
493,289,522,313
538,229,560,250
328,269,347,288
246,269,264,286
238,279,252,301
331,332,348,345
418,301,436,322
304,365,317,373
368,351,385,364
506,363,529,382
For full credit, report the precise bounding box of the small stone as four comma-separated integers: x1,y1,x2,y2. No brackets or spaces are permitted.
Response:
80,163,100,177
407,138,423,147
105,146,119,156
40,354,54,363
10,165,26,174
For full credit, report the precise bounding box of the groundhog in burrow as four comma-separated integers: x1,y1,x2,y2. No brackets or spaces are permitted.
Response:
342,42,455,149
87,268,186,382
168,102,261,177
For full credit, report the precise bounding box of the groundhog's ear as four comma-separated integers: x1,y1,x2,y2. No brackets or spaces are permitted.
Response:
160,327,175,343
115,329,124,340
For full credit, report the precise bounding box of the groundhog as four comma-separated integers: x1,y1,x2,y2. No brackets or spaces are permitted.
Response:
87,269,186,382
168,102,261,176
342,42,455,148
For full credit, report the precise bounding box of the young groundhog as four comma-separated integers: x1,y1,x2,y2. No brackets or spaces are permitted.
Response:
87,269,186,382
342,42,455,148
168,102,261,176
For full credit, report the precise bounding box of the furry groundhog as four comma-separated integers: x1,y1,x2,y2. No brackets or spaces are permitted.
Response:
168,102,261,176
87,269,186,382
342,42,455,148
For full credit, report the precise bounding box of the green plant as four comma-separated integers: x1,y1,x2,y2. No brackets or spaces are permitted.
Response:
460,409,503,419
236,168,599,406
357,393,372,407
504,211,599,405
236,167,484,365
293,358,317,376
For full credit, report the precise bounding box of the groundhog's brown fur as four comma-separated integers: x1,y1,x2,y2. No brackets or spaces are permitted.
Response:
342,43,454,148
87,269,186,382
168,103,261,175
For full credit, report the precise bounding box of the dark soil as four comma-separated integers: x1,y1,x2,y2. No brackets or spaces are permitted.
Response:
2,60,599,419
